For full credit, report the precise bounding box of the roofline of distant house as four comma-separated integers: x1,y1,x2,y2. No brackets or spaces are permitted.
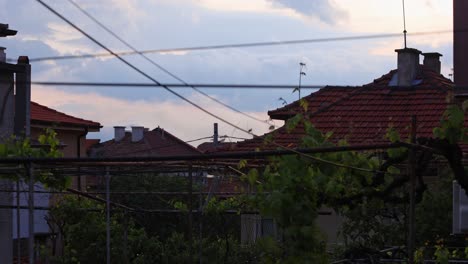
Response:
31,120,101,132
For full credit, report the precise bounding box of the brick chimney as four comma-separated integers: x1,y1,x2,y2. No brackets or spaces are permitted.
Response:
422,52,442,74
395,48,421,86
114,126,125,142
454,0,468,87
131,126,144,142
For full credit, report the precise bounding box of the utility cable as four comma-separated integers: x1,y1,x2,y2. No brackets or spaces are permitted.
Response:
29,81,326,89
36,0,255,137
35,0,405,176
10,29,457,63
67,0,272,126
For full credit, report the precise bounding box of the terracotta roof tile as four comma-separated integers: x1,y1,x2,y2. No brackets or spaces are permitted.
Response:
221,66,457,152
90,127,202,157
31,101,101,129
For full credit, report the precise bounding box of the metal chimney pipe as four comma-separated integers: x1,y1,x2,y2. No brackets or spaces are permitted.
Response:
213,123,218,145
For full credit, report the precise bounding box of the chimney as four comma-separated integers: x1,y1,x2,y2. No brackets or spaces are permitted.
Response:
0,47,5,63
131,126,144,142
213,123,218,145
454,0,468,87
395,48,421,86
422,52,443,74
114,126,125,142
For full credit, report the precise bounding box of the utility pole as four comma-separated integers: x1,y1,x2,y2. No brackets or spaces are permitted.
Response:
408,115,417,264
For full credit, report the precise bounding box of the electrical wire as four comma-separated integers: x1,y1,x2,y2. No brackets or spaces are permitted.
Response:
35,0,255,137
9,29,456,63
29,81,325,89
67,0,272,126
34,0,407,176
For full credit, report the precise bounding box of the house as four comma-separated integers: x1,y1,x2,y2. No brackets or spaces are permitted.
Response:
215,47,458,243
87,126,202,187
223,49,454,152
89,126,201,158
30,101,101,189
12,102,101,262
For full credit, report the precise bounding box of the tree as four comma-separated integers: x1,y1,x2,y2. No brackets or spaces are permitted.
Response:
236,100,468,262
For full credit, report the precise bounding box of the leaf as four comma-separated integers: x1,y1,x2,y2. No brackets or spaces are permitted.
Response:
385,126,400,143
247,169,259,186
238,159,248,169
285,114,303,133
299,98,309,112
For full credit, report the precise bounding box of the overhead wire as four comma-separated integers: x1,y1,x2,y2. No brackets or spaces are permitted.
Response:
9,29,456,63
34,0,405,176
29,81,325,89
35,0,255,137
66,0,272,127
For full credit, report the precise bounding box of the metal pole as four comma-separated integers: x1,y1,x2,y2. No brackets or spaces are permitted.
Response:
408,115,417,264
105,167,111,264
213,123,218,145
27,163,34,264
198,171,203,264
16,180,21,263
188,163,193,262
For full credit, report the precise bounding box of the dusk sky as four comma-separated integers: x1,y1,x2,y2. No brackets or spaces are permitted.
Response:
0,0,454,143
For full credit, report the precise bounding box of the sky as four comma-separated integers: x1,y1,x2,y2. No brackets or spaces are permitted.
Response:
0,0,454,145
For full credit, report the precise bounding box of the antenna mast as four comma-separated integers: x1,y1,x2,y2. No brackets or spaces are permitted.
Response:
402,0,408,48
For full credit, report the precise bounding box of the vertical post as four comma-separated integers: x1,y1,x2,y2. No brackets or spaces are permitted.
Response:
27,163,34,264
15,56,31,137
213,123,218,145
198,171,203,264
408,115,417,263
188,163,193,262
16,179,21,263
105,167,111,264
123,212,128,264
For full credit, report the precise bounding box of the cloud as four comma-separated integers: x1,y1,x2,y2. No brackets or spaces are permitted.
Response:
267,0,347,24
31,86,275,143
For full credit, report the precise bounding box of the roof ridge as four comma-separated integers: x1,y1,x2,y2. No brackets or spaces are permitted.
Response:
152,127,202,153
31,101,101,127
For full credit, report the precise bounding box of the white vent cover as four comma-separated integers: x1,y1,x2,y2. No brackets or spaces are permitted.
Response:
453,181,468,234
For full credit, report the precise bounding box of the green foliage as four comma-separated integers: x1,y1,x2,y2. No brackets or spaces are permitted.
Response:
47,196,148,264
0,128,69,189
236,114,398,262
415,172,452,245
433,104,468,143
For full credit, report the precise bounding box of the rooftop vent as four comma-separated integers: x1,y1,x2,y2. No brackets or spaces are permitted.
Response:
131,126,144,142
422,52,442,74
114,126,125,142
395,48,421,86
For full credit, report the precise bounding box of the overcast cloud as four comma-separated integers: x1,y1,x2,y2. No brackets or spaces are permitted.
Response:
267,0,347,24
0,0,454,141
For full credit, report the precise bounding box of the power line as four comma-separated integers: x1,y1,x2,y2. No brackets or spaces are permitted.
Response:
67,0,272,126
30,81,325,89
33,0,413,175
8,29,455,63
35,0,255,137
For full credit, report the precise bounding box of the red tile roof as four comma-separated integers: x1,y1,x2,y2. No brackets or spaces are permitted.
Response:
90,127,202,157
31,101,101,130
222,65,457,152
197,141,236,153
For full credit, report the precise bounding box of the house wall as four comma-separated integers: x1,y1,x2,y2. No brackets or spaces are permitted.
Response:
11,128,88,238
31,126,87,189
0,67,15,263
